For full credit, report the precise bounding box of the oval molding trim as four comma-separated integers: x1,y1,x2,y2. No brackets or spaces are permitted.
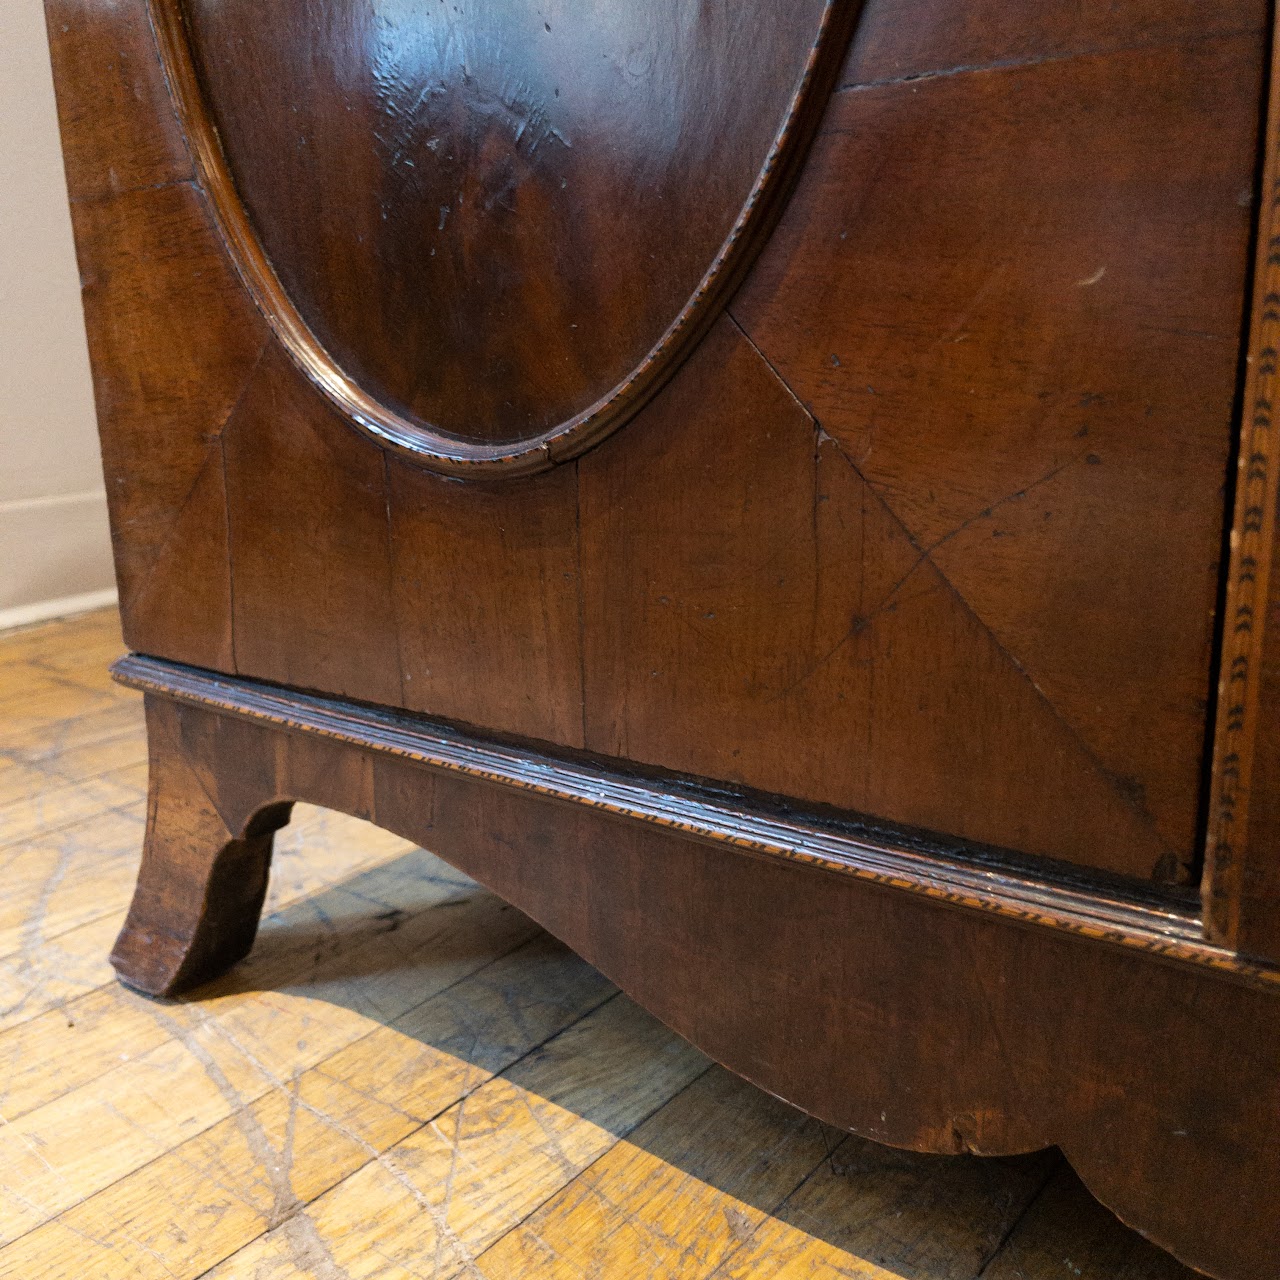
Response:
147,0,862,476
145,0,860,478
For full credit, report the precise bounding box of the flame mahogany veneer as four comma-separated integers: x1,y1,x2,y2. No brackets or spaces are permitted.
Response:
45,1,1280,1275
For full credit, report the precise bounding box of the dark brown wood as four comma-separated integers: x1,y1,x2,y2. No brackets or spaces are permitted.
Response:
839,0,1264,90
387,456,585,744
111,692,292,995
68,179,267,671
113,655,1267,989
108,664,1280,1280
579,316,1171,876
732,28,1265,873
47,0,1267,883
44,0,193,201
43,1,1280,1276
221,342,404,704
145,0,862,472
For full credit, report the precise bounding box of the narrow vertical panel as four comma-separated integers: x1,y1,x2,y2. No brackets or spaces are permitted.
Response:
44,0,193,201
222,345,403,705
71,182,267,670
387,460,584,746
1204,31,1280,963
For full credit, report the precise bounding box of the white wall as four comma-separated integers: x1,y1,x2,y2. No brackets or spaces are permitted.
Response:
0,0,115,629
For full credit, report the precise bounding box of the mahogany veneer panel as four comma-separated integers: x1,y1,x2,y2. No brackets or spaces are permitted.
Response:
49,0,1262,881
387,458,585,746
69,181,267,671
578,318,1167,876
42,2,1280,1276
222,343,403,705
734,33,1263,871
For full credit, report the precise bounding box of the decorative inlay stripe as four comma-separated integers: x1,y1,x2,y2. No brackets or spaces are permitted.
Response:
1204,31,1280,949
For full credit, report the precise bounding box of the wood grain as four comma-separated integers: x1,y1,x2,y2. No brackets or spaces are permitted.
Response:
69,180,267,670
1,936,615,1278
579,318,1173,879
99,651,1280,1279
0,611,1226,1280
984,1167,1205,1280
43,0,192,201
838,0,1266,90
38,0,1280,1271
387,457,584,744
704,1138,1056,1280
50,0,1270,888
114,654,1238,987
201,997,708,1278
472,1070,1051,1280
221,343,403,703
733,32,1264,872
149,0,860,471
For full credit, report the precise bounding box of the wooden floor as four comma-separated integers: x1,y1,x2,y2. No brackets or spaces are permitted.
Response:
0,607,1202,1280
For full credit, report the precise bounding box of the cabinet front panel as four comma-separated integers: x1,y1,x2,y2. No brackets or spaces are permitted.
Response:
51,0,1268,882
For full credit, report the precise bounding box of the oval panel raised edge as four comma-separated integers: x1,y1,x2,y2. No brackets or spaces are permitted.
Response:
145,0,862,477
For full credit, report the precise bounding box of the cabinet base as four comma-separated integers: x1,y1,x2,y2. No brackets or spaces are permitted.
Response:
113,655,1280,1280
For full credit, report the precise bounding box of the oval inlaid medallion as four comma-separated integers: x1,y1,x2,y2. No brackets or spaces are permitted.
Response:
153,0,857,473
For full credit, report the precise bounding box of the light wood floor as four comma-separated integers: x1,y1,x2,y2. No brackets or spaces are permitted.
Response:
0,607,1201,1280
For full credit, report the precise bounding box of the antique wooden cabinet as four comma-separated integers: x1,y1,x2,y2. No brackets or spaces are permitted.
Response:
44,1,1280,1275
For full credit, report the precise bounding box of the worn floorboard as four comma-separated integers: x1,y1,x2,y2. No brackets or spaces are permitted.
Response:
0,609,1199,1279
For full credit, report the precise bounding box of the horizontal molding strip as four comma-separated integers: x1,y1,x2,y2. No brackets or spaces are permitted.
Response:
113,653,1280,991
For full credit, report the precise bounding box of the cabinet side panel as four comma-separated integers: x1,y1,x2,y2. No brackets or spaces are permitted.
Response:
46,0,266,668
46,0,1271,887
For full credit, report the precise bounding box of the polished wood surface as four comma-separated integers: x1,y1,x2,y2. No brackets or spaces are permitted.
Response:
39,2,1280,1278
579,317,1176,878
96,640,1280,1280
734,29,1262,874
48,0,1268,879
158,0,858,468
68,180,261,674
0,610,1205,1280
840,0,1262,87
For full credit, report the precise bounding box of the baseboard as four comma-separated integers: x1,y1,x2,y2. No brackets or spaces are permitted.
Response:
0,586,119,633
0,488,115,620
